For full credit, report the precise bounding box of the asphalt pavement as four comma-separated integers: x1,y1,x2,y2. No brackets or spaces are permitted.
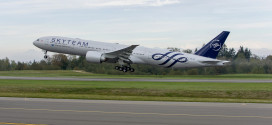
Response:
0,97,272,125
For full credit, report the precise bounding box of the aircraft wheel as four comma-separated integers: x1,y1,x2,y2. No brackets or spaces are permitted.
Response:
119,67,123,71
123,68,127,72
130,68,135,72
115,66,119,70
122,66,128,72
44,55,48,59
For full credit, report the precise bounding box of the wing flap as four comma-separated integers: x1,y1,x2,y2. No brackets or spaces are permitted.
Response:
104,45,139,63
106,45,139,56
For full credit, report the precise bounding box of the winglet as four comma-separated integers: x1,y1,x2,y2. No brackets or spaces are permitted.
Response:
195,31,230,59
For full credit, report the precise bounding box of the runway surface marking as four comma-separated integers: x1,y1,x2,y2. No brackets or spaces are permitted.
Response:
1,107,272,119
0,122,47,125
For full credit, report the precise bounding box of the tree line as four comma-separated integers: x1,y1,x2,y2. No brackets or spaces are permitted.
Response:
1,45,272,75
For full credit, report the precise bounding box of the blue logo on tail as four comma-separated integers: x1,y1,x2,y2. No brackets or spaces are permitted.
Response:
152,52,188,68
210,39,221,51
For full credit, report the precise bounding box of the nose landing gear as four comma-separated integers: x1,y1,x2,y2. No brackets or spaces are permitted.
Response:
44,50,48,59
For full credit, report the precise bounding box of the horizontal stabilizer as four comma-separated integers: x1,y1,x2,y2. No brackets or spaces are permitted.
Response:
200,60,230,66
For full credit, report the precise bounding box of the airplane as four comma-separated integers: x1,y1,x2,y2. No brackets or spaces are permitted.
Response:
33,31,230,72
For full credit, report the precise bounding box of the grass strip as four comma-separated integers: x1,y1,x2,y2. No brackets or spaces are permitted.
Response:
0,70,272,79
1,79,272,103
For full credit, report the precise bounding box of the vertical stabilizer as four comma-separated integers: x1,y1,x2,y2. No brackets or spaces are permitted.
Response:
195,31,230,59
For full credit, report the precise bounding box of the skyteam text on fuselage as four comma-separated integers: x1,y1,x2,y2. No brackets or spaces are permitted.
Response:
33,31,230,72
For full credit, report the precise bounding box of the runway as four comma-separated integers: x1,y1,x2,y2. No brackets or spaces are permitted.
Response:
0,97,272,125
0,76,272,83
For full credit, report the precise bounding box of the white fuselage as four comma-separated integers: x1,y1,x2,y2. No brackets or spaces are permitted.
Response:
33,36,226,68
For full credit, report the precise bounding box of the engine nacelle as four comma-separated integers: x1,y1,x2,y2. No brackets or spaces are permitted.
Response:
86,51,106,63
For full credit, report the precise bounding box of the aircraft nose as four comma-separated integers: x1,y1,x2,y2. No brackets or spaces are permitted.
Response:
33,39,39,47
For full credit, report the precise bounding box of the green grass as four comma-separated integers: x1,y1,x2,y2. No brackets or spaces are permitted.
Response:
0,70,272,79
1,79,272,103
1,70,271,103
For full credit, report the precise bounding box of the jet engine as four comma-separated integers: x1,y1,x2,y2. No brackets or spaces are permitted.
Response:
86,51,106,63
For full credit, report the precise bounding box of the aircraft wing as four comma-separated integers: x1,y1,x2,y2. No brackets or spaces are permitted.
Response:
105,45,139,63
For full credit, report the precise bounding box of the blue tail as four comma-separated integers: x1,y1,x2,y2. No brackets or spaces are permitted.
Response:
195,31,230,59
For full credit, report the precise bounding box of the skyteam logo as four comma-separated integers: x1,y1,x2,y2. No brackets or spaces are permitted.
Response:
210,39,221,51
152,52,188,68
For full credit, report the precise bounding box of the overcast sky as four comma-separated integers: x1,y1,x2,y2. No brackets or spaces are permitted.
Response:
0,0,271,61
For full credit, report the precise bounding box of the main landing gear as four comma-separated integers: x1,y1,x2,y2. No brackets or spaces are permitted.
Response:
44,50,48,59
115,66,135,73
